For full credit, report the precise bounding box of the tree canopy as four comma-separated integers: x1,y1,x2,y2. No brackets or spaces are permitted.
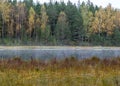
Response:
0,0,120,46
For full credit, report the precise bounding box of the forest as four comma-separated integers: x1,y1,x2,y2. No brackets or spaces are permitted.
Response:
0,0,120,46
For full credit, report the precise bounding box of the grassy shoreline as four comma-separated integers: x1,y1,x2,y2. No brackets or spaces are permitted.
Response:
0,57,120,86
0,46,120,49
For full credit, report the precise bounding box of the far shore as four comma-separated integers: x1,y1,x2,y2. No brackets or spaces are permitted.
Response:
0,46,120,50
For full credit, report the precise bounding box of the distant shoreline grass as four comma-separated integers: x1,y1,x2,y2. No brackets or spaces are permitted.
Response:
0,56,120,86
0,56,120,70
0,46,120,49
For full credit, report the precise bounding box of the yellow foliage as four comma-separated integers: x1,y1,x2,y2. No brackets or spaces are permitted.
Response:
0,2,11,22
90,5,115,35
27,7,36,34
41,5,48,31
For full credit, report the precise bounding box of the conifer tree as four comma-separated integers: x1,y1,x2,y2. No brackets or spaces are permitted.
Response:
55,11,70,44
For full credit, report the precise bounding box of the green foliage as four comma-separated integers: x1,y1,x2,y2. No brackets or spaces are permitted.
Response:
112,29,120,46
0,0,119,46
55,11,70,44
40,25,51,45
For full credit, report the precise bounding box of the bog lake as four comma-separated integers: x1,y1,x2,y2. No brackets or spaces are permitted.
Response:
0,46,120,60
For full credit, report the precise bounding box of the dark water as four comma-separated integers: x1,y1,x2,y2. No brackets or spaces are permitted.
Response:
0,48,120,60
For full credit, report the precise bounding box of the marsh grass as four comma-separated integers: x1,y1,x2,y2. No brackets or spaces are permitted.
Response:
0,56,120,86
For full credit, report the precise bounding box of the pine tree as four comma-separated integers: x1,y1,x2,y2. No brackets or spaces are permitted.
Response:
80,2,93,34
40,5,50,44
55,11,70,44
47,2,58,36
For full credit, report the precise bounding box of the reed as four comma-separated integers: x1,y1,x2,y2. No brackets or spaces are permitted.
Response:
0,56,119,86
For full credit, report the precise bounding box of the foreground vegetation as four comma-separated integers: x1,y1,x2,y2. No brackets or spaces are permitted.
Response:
0,57,120,86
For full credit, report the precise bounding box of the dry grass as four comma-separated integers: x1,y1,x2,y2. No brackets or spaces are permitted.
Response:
0,56,120,86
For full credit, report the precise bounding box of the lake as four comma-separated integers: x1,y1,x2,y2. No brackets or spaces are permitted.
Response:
0,46,120,60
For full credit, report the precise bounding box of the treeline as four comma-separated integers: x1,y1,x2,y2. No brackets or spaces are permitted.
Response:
0,0,120,46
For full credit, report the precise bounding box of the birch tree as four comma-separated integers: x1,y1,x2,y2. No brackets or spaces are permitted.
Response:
27,7,35,37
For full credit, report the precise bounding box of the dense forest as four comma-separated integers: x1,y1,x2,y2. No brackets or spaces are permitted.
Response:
0,0,120,46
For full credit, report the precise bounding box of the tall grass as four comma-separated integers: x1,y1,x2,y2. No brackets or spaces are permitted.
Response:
0,56,120,86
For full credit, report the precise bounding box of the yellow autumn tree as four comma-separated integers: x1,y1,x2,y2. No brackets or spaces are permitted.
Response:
104,4,115,34
89,4,115,35
40,5,48,32
0,1,11,37
15,2,26,36
114,10,120,29
27,7,36,37
89,7,105,34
